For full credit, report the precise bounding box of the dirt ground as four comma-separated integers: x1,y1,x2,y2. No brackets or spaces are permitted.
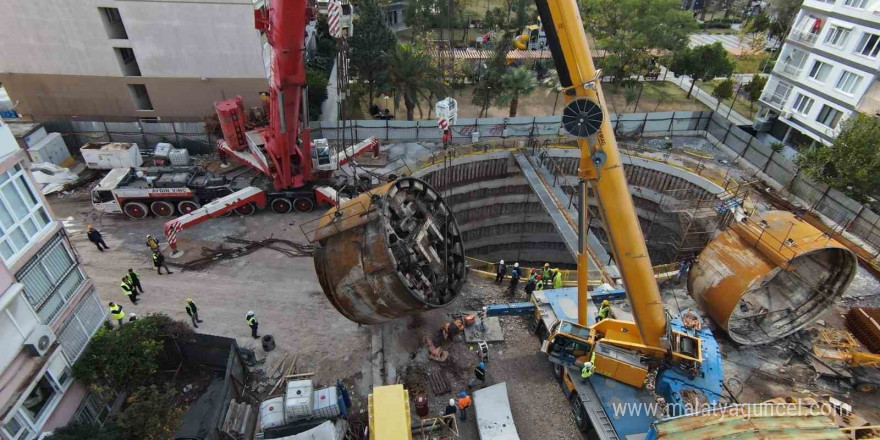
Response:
48,194,374,401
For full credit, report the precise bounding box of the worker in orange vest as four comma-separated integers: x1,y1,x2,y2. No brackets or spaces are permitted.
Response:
457,391,472,422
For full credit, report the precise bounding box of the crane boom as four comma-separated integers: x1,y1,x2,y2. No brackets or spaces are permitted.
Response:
535,0,667,350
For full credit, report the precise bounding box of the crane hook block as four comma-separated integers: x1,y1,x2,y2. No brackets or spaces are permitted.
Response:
561,98,603,138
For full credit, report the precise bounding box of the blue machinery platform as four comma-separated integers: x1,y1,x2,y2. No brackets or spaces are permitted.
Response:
485,287,724,439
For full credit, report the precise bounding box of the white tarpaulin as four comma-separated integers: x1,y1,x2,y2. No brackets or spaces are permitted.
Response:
277,420,347,440
29,163,79,194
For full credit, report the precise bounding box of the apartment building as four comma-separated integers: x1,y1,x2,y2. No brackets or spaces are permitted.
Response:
0,120,105,440
0,0,269,119
755,0,880,147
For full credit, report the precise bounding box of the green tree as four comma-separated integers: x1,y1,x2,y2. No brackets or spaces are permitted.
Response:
306,69,330,119
350,0,397,106
797,114,880,202
743,74,767,116
747,11,772,33
513,0,530,31
379,44,448,120
403,0,442,32
497,67,538,117
670,43,735,98
46,421,126,440
118,386,185,440
581,0,697,82
712,78,735,110
72,315,182,396
472,33,512,117
768,0,803,42
484,8,506,31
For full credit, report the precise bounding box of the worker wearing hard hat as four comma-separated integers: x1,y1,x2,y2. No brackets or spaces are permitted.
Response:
552,268,563,289
443,399,457,427
108,302,124,327
542,263,552,282
598,300,612,321
468,362,487,389
186,298,204,328
246,311,259,339
581,350,597,379
495,260,507,284
457,391,472,422
535,274,545,291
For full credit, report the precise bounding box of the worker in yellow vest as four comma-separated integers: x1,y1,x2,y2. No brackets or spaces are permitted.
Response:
552,268,563,289
108,302,125,327
542,263,552,281
581,350,597,380
597,300,612,321
246,311,259,339
121,277,139,304
535,274,545,291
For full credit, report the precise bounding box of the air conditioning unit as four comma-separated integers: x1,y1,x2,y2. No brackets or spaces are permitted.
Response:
24,325,56,357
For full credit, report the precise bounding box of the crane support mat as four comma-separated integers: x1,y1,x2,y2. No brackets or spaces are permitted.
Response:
463,311,504,343
474,383,520,440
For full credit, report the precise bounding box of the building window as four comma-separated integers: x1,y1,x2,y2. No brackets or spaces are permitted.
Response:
127,84,154,111
807,60,832,82
113,48,142,77
835,70,864,94
843,0,868,7
57,288,104,362
2,415,34,440
21,377,59,423
0,164,52,263
98,7,128,39
73,392,112,425
16,232,85,324
824,26,851,48
856,32,880,57
816,104,843,128
792,93,815,114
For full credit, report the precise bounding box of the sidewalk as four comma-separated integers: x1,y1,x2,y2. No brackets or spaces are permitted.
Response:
320,60,338,122
660,67,754,126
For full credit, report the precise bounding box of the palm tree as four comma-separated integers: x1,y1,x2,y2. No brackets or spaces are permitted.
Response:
497,67,538,117
379,44,448,121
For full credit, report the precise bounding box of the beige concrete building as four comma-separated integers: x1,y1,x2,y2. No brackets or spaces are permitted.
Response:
0,0,269,119
0,119,105,440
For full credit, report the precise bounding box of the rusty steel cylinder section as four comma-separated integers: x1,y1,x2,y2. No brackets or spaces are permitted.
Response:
688,210,857,345
313,178,467,324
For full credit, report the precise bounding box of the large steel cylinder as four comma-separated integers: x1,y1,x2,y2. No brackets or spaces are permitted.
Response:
688,210,856,345
313,178,467,324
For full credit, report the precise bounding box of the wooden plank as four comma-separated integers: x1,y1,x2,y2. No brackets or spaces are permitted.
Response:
267,352,288,378
429,371,450,394
285,372,315,378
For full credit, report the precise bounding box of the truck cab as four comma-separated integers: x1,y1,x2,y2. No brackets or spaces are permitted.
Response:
91,168,131,214
542,320,592,367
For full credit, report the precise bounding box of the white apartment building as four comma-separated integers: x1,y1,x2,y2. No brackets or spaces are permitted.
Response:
0,0,269,119
0,120,105,440
755,0,880,147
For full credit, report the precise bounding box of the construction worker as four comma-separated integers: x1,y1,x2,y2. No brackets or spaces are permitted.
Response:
507,263,520,296
535,274,545,291
185,298,204,328
87,225,109,252
581,350,597,379
108,302,124,326
246,311,259,339
152,250,173,275
495,260,507,284
121,276,139,304
443,398,457,426
524,273,537,296
542,263,552,282
468,362,487,389
457,391,472,422
597,300,612,321
552,268,563,289
125,268,143,294
128,313,138,323
146,235,160,252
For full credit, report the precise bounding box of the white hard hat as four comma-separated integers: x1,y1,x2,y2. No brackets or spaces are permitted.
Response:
449,399,455,406
584,362,593,369
514,262,519,268
499,260,504,264
247,311,254,316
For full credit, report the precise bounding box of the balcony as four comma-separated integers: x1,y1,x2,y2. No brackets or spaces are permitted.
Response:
789,29,821,46
761,90,792,109
776,61,803,79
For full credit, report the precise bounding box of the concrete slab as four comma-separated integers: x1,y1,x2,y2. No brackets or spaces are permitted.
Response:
464,316,504,343
474,383,520,440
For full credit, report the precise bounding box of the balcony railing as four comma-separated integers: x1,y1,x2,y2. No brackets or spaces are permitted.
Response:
789,29,821,45
777,61,804,78
761,90,792,108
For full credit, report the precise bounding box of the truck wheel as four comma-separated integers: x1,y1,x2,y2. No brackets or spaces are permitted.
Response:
293,197,314,213
537,323,549,342
856,382,878,393
178,200,200,215
150,201,175,217
570,394,589,432
123,202,149,219
234,203,256,216
553,364,565,384
271,198,292,214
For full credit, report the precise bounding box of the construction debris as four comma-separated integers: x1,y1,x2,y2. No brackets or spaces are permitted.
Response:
428,371,450,395
175,237,314,271
222,399,255,440
846,307,880,354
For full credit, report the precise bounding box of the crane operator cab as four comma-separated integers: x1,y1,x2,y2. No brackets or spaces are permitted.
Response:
311,139,335,172
542,320,593,367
